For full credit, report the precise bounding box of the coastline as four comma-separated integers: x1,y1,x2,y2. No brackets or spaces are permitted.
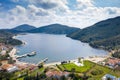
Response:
10,34,110,67
66,35,111,52
13,35,27,45
44,55,109,67
9,48,36,66
9,48,109,67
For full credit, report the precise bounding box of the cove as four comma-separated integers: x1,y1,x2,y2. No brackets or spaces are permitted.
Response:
15,33,107,64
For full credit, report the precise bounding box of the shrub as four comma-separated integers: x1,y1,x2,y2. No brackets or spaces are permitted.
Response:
91,69,103,75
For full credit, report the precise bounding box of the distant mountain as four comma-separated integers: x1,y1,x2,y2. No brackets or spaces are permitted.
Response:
0,24,37,45
67,16,120,50
12,24,36,32
29,24,80,34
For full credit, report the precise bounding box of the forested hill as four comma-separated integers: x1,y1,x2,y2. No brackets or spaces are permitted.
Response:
67,16,120,50
28,24,80,34
0,23,80,45
0,30,22,45
12,24,36,32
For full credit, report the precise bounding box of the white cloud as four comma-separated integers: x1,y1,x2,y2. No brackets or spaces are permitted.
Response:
76,0,94,10
9,5,26,15
0,0,120,29
28,0,68,10
28,5,50,16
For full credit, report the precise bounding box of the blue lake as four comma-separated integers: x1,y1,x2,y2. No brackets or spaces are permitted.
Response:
15,33,107,64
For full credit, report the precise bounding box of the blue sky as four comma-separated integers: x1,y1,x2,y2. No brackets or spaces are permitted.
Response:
93,0,120,7
0,0,120,28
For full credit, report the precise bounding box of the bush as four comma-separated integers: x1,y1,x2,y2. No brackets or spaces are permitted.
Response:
56,64,63,71
112,52,120,58
91,69,103,75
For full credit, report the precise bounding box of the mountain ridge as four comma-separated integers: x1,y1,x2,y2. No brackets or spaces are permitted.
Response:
28,23,80,34
67,16,120,50
12,24,36,32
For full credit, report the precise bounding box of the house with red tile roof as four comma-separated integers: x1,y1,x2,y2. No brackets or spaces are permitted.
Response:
46,70,69,78
1,64,18,72
106,58,120,68
0,60,8,65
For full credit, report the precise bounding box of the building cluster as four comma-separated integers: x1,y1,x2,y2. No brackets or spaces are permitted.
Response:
0,43,12,51
0,44,36,73
0,60,36,73
105,58,120,68
0,64,18,73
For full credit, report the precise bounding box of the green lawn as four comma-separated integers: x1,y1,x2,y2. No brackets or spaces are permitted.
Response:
87,64,120,80
58,60,120,80
58,60,95,73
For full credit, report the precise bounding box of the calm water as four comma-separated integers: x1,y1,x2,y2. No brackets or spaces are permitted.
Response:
15,33,107,64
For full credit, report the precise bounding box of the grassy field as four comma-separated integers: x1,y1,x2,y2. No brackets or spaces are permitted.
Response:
87,64,120,80
58,60,95,73
58,60,120,80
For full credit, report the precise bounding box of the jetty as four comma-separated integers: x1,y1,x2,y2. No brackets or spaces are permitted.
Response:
27,51,36,57
16,54,27,58
36,58,48,66
16,51,36,59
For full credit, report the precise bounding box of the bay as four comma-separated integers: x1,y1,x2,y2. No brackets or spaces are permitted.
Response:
15,33,107,64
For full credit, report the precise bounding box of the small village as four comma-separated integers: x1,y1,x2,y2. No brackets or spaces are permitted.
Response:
0,0,120,79
0,43,120,80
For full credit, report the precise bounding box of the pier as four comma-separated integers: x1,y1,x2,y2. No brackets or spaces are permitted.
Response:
16,51,36,59
16,54,27,58
36,58,48,66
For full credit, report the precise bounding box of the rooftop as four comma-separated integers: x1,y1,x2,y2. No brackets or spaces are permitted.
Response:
106,58,120,66
1,64,14,70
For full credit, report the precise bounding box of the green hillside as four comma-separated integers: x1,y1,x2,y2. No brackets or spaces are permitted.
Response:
0,30,22,45
67,16,120,50
29,24,80,34
12,24,36,32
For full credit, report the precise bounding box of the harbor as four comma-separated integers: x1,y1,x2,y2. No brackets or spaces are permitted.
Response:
9,48,49,66
9,48,108,67
15,34,108,64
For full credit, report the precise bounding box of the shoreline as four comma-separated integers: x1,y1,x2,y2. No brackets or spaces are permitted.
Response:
66,36,111,52
9,48,109,67
10,34,110,67
13,35,27,45
44,55,109,67
9,48,36,66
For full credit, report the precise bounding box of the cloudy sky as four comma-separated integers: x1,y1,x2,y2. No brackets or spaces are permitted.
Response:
0,0,120,29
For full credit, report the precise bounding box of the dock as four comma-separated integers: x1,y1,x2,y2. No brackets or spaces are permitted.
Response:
16,54,27,58
36,58,48,66
27,51,36,57
16,51,36,59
